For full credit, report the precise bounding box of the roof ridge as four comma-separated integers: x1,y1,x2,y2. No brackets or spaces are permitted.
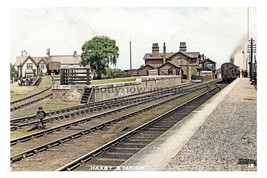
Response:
50,55,81,57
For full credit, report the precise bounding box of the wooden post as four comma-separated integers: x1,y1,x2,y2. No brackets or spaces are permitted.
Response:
60,69,64,85
86,68,90,85
130,41,132,70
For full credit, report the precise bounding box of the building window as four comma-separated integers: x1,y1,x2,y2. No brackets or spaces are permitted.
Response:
27,63,33,69
207,64,213,68
40,63,45,69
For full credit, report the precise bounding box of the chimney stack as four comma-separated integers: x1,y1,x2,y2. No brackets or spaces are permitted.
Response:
21,50,27,57
73,51,77,57
152,43,159,57
46,48,50,58
163,42,166,64
179,42,187,52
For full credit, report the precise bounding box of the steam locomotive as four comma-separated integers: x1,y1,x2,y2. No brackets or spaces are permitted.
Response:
221,62,240,83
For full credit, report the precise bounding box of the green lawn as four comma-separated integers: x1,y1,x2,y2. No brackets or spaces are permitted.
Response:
10,98,80,119
10,76,53,101
91,77,136,85
10,76,135,101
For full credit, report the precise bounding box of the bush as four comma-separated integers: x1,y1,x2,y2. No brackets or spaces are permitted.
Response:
104,68,127,79
10,63,18,81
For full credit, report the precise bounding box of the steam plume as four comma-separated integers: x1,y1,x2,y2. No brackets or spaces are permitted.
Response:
229,36,246,64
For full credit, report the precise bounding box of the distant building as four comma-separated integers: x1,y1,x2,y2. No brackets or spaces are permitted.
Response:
16,49,81,77
143,42,201,80
143,43,173,68
199,58,217,80
202,58,216,71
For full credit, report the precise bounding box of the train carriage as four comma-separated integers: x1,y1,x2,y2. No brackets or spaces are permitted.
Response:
221,62,239,83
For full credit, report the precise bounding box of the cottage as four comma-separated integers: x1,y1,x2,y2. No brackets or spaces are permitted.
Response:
16,49,81,78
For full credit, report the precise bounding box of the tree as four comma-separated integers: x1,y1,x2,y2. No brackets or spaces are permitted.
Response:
105,68,126,79
81,36,119,79
10,63,18,80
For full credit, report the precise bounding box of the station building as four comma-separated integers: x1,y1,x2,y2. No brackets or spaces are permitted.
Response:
15,49,81,78
141,42,201,80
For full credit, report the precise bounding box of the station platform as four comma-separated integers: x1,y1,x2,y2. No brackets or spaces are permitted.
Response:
119,78,257,171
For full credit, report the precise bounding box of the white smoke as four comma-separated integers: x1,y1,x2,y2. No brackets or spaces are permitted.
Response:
230,36,247,64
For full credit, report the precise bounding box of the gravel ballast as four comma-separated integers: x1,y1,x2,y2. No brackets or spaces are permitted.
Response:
165,78,257,171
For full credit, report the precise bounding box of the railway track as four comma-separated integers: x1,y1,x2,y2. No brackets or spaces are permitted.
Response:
10,81,219,131
10,92,185,163
10,88,175,130
10,84,207,152
10,76,54,112
10,82,223,171
57,83,227,171
10,91,177,146
10,81,197,123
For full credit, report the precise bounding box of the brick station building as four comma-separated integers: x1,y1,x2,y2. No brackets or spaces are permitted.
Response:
141,42,201,80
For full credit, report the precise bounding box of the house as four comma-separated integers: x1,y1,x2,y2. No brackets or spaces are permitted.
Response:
16,49,81,78
137,64,156,76
201,58,216,79
202,58,216,71
143,42,200,80
158,62,181,75
16,54,47,78
143,43,174,68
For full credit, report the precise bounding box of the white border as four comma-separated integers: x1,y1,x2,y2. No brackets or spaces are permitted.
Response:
1,1,266,178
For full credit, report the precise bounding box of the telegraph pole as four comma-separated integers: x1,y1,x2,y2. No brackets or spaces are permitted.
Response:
248,38,256,81
247,7,249,42
129,41,132,70
246,7,249,76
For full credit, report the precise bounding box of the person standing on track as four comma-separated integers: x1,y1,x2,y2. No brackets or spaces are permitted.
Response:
36,107,46,129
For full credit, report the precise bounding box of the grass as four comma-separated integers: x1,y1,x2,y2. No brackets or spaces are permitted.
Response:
10,77,136,101
10,76,53,101
10,98,80,119
10,97,80,139
91,77,136,85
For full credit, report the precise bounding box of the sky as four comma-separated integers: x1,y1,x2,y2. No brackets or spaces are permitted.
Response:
10,6,257,70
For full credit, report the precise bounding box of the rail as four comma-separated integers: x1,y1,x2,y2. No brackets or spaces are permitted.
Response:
10,84,211,163
10,79,220,125
10,75,55,112
56,84,222,171
10,89,174,130
10,76,54,105
10,90,184,146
